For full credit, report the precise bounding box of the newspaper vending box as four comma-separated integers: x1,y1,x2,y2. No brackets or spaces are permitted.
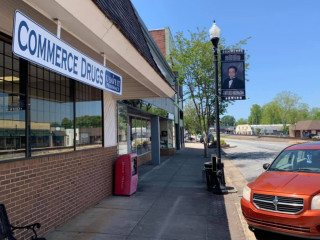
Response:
114,153,138,196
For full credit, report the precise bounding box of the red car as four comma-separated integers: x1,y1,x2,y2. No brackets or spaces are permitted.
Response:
241,142,320,239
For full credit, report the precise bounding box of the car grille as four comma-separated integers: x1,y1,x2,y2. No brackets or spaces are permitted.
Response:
253,193,304,214
244,214,310,233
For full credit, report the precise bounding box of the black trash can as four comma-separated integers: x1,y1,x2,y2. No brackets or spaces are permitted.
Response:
204,161,215,191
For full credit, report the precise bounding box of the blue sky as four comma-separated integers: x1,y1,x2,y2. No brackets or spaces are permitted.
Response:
131,0,320,120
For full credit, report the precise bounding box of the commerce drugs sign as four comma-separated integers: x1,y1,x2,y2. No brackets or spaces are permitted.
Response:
13,10,122,95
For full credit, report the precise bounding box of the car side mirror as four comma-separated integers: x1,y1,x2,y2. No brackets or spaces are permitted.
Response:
263,163,270,170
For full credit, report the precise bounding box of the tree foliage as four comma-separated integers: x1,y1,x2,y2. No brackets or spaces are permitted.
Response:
184,100,201,135
260,101,281,124
220,115,236,127
168,28,250,156
236,118,248,125
309,108,320,120
274,91,301,131
248,104,262,125
245,91,319,133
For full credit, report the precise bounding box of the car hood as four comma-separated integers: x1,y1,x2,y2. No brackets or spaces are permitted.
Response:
251,171,320,195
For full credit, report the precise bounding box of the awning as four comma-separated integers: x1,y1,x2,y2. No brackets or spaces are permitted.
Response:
52,131,67,137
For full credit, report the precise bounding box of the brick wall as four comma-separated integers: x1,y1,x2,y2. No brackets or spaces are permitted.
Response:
137,152,151,167
0,147,117,240
149,29,166,57
160,148,175,156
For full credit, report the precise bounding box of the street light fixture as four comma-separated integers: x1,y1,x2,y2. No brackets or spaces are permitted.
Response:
209,21,227,194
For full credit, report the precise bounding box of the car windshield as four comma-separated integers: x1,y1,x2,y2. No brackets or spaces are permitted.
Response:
269,149,320,173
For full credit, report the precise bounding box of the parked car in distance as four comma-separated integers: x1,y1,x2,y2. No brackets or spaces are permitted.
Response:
241,142,320,239
200,134,214,143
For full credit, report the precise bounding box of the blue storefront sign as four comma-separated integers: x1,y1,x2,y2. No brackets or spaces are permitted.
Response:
12,10,122,95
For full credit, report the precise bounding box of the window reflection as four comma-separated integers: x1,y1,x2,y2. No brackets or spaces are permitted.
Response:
75,82,102,149
29,63,74,156
118,104,128,155
0,41,26,160
0,38,103,161
129,116,151,156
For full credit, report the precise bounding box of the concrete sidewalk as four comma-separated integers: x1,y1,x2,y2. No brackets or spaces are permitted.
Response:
45,143,246,240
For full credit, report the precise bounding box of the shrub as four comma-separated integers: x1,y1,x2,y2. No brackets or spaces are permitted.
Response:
209,140,227,148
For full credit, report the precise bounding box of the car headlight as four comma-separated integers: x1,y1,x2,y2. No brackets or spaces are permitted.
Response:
243,185,251,202
311,195,320,210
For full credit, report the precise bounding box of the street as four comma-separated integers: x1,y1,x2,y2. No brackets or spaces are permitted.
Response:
222,138,292,182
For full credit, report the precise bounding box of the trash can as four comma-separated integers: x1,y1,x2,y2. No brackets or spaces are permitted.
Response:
204,161,214,191
204,156,218,191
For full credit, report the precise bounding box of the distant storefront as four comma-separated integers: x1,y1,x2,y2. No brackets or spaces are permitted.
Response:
290,120,320,138
235,124,253,135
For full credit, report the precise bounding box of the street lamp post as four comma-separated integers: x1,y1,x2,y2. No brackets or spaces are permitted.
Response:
209,21,227,194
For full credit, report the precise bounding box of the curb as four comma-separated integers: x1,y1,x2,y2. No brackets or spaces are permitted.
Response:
224,160,256,240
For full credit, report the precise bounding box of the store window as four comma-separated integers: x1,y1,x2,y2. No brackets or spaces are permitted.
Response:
0,40,26,161
131,117,138,154
160,119,174,149
146,120,151,151
29,63,74,156
118,104,128,155
129,116,151,156
75,82,102,149
0,35,103,161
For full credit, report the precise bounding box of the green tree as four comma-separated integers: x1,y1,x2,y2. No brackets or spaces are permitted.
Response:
50,122,60,127
309,108,320,120
236,118,248,125
261,101,281,124
289,103,309,123
248,104,262,125
256,128,261,135
76,115,102,128
274,91,301,132
169,28,250,156
61,117,73,128
184,100,201,136
220,115,235,127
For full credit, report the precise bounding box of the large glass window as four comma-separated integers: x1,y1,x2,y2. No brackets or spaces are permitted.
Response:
146,120,151,151
0,36,103,161
129,116,151,156
75,82,102,149
0,39,26,161
117,104,128,155
167,120,173,148
29,63,74,156
141,120,148,154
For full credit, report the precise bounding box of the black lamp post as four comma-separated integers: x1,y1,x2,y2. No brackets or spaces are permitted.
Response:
209,21,227,193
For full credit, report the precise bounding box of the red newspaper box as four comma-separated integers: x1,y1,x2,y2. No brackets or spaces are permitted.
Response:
114,153,138,196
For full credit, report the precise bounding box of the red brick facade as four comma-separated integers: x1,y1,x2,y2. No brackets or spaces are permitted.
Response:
150,30,166,57
137,152,152,167
160,148,175,156
0,147,117,240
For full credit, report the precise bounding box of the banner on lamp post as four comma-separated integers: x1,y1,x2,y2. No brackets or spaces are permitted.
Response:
220,49,245,100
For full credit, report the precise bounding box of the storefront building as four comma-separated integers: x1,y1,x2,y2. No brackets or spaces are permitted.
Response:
0,0,175,239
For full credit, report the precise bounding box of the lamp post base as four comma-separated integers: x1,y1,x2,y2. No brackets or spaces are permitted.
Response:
212,167,228,194
212,184,228,194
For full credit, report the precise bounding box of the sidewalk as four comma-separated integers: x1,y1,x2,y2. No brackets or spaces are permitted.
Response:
45,143,246,240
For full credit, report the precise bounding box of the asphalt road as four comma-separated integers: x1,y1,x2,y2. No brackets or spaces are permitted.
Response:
222,138,292,183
